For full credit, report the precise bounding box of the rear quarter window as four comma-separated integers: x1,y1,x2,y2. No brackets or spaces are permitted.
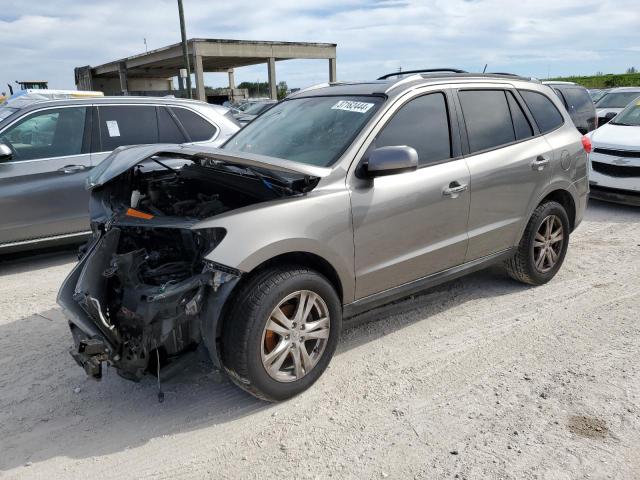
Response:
519,90,564,133
171,107,217,142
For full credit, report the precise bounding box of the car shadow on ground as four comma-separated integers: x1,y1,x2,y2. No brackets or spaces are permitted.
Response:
586,198,640,223
0,250,528,472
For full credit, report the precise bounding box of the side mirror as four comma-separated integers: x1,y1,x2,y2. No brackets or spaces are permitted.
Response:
0,143,12,162
365,146,418,177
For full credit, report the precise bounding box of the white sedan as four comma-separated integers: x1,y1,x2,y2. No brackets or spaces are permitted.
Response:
588,99,640,206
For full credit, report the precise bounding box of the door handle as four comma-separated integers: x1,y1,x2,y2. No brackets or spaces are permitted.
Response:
58,164,87,174
443,181,468,197
531,156,550,171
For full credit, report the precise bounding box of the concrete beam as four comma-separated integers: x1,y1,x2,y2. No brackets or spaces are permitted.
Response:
194,53,206,101
329,58,337,82
267,58,277,100
195,41,336,60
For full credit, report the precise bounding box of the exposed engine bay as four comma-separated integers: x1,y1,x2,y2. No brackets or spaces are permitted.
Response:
123,161,285,219
59,150,316,386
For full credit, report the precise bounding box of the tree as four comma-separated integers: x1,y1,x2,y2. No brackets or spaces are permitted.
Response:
626,67,637,74
277,81,289,100
237,81,269,97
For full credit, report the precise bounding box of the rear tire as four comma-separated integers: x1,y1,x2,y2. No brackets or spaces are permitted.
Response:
506,201,570,285
221,265,341,402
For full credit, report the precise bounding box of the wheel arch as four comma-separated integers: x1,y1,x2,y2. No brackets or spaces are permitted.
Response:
519,183,579,241
241,251,345,303
540,189,577,231
212,249,347,342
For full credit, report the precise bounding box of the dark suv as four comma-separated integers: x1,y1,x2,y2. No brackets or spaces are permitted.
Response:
544,81,597,134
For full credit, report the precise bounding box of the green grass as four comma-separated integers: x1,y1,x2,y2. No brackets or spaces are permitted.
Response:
548,73,640,89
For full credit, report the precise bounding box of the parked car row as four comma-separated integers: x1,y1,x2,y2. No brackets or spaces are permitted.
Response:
228,99,278,125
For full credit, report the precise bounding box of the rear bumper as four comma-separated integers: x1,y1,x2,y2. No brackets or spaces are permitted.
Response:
589,184,640,207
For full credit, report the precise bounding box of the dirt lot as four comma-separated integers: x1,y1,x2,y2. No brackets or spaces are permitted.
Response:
0,200,639,480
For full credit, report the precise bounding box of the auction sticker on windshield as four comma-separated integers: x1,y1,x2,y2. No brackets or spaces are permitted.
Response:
331,100,375,114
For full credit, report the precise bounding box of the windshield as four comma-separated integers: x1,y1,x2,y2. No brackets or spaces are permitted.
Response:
595,91,640,109
610,100,640,127
0,107,18,122
242,102,274,115
223,96,384,167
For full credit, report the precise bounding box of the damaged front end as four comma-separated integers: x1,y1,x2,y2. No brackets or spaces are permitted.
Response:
60,225,238,381
58,145,321,382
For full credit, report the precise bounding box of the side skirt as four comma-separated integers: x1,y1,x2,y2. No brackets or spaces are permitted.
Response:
342,248,516,319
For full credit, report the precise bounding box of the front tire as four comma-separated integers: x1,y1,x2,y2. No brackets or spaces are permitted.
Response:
506,201,570,285
221,265,341,402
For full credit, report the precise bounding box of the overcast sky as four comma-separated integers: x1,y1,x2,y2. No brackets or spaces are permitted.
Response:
0,0,638,93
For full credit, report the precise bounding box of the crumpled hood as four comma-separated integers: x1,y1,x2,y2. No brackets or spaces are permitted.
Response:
588,123,640,150
87,143,331,188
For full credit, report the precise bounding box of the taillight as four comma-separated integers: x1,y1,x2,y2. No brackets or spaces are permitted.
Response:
582,136,592,154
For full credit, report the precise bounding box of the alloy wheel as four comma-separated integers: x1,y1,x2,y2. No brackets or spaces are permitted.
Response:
260,290,330,383
533,214,564,273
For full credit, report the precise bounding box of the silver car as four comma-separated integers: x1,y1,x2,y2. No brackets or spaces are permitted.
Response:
58,72,589,401
594,87,640,127
0,96,239,252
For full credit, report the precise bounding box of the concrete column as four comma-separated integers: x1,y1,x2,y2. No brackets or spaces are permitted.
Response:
118,62,128,95
194,54,206,101
267,57,277,100
177,75,184,94
228,69,235,89
329,58,337,83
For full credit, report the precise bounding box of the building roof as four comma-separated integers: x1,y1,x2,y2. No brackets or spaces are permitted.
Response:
84,38,337,79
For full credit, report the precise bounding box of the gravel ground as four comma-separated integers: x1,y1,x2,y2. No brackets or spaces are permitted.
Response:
0,199,639,480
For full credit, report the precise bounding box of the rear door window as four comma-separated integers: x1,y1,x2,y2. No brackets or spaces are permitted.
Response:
0,107,88,161
171,107,217,142
519,90,564,133
375,92,452,167
158,107,187,143
98,105,158,151
459,90,515,153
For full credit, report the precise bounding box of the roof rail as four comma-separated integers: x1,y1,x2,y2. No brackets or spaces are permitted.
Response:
378,68,467,80
487,72,520,77
384,74,426,93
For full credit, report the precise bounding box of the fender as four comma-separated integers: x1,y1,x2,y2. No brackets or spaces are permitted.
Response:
196,185,356,303
516,178,583,241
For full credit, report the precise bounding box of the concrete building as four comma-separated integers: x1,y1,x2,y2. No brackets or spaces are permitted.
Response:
75,38,337,102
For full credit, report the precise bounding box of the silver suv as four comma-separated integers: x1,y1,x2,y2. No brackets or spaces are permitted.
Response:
58,72,589,401
0,96,239,252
